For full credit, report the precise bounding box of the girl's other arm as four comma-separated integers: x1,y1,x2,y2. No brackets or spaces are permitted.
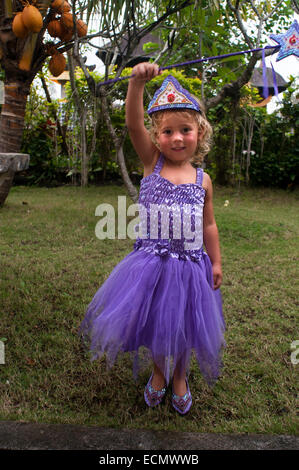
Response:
203,173,222,290
125,63,160,167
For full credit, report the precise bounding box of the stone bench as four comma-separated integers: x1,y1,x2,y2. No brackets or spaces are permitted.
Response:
0,153,30,206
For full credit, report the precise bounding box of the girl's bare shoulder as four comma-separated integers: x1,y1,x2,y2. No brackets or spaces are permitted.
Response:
202,171,212,192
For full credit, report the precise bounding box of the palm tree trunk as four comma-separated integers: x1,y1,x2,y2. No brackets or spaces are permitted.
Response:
0,82,29,152
0,80,30,205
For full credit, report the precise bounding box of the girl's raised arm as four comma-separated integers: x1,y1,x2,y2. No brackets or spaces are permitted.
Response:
125,63,160,167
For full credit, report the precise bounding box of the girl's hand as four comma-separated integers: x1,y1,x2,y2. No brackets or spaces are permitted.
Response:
131,62,160,83
212,263,222,290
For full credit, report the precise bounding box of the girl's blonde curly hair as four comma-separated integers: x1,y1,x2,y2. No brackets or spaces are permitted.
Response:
149,99,213,165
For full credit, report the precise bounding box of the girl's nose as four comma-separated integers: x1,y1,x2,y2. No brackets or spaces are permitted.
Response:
173,131,183,142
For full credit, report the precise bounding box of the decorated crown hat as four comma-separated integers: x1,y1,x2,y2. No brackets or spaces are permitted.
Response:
147,75,201,115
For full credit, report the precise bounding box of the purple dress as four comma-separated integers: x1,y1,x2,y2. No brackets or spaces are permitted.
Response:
79,153,225,386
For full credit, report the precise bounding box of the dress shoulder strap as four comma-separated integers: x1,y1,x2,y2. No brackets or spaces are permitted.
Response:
196,167,204,186
153,153,164,174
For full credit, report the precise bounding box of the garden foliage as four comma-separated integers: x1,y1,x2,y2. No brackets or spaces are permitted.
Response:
20,68,298,189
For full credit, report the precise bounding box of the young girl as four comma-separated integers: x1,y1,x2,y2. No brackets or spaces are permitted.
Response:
79,62,225,415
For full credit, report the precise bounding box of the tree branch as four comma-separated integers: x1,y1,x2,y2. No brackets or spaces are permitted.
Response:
255,14,264,47
264,0,287,21
154,27,176,64
205,44,278,111
249,0,261,20
208,0,284,111
40,73,69,156
206,51,259,110
291,0,299,14
91,0,195,96
227,0,254,48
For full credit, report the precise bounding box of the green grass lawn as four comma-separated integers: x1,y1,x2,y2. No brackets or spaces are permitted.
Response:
0,184,298,434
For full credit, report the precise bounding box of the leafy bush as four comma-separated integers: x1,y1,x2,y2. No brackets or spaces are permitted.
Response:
250,79,299,189
20,82,67,185
17,66,298,189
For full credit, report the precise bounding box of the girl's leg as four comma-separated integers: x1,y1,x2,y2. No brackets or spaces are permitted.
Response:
172,362,192,415
151,362,166,390
151,359,187,395
173,363,187,396
144,361,167,407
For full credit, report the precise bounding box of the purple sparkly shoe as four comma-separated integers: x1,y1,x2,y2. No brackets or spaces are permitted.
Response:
144,373,167,407
172,379,192,415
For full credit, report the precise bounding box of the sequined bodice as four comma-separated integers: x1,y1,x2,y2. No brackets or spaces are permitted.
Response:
134,153,206,263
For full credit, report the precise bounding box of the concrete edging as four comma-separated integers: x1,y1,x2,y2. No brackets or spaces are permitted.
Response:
0,421,298,451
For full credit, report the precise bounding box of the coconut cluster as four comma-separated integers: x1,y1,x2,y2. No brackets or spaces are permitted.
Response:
48,0,88,42
12,1,88,77
47,0,88,76
48,50,66,77
12,5,43,38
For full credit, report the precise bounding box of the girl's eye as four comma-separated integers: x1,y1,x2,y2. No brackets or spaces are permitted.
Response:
183,128,191,133
163,129,171,135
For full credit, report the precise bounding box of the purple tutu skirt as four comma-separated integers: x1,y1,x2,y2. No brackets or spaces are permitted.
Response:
79,249,225,386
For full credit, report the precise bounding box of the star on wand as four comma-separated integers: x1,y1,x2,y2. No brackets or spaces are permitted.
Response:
270,20,299,61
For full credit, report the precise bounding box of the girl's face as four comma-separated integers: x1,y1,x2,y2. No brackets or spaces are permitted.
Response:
156,113,199,162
